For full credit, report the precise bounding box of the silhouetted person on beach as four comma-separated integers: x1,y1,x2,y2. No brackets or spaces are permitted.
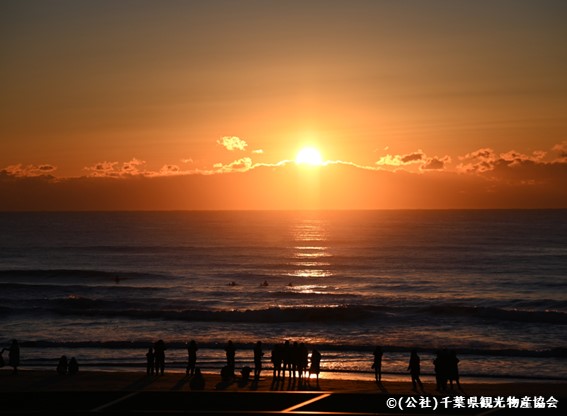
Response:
309,348,321,386
68,357,79,375
186,340,198,376
447,350,462,391
408,350,424,393
253,341,264,380
225,340,236,377
433,350,448,392
190,367,205,390
146,347,154,375
219,365,233,387
57,355,68,375
154,340,166,375
298,342,308,382
291,342,299,379
372,346,383,382
240,366,252,386
282,340,291,379
271,343,283,381
1,340,20,374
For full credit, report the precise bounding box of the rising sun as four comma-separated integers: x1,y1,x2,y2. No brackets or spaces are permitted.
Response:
295,147,323,166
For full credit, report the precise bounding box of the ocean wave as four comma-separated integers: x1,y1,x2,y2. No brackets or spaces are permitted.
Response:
0,268,168,281
422,304,567,325
2,296,565,326
87,304,372,323
0,282,160,292
3,300,374,323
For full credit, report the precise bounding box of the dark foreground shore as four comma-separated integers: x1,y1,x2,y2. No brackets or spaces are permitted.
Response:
0,369,567,396
1,369,565,395
1,370,565,415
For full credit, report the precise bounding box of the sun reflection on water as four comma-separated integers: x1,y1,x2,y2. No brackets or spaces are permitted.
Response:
287,284,333,295
287,269,333,278
290,218,333,278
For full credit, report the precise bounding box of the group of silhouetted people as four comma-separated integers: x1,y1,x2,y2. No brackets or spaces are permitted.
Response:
142,340,463,393
2,340,78,377
146,339,166,376
2,337,464,394
56,355,79,375
370,346,461,393
406,348,462,393
433,349,461,391
270,340,321,385
142,338,323,390
145,339,204,389
221,339,321,387
405,348,462,393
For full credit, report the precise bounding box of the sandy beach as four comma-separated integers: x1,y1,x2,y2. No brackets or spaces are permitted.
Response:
0,369,565,415
1,369,565,396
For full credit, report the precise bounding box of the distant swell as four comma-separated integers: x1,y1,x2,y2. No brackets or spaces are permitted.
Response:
423,304,567,325
0,269,167,280
70,304,371,323
2,296,565,326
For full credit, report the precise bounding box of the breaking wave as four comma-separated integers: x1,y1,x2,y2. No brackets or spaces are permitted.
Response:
1,297,565,325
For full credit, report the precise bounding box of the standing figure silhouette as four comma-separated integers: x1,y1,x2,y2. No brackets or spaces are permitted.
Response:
187,340,198,376
253,341,264,380
372,346,383,382
1,340,20,375
225,340,236,377
408,350,424,393
154,339,166,375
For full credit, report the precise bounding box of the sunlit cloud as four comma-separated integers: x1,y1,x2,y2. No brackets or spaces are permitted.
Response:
324,160,378,171
2,164,57,177
85,159,198,178
213,157,253,173
376,150,425,167
156,164,181,176
421,156,451,171
217,136,248,151
500,150,546,166
83,161,119,177
457,148,497,173
252,149,264,154
401,152,425,164
121,158,146,175
457,148,549,173
17,141,567,183
84,159,149,177
2,142,567,210
552,141,567,161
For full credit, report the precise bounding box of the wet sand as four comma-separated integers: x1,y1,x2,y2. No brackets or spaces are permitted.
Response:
1,369,565,397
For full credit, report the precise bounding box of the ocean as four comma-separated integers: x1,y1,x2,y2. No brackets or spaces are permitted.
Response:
0,210,565,382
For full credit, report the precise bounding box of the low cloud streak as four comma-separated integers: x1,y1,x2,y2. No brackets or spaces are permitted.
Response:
2,142,566,210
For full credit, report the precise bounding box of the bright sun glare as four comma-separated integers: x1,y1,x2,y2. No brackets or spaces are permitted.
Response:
295,147,323,166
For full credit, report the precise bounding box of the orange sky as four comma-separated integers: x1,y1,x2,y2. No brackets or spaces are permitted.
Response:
1,0,566,210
